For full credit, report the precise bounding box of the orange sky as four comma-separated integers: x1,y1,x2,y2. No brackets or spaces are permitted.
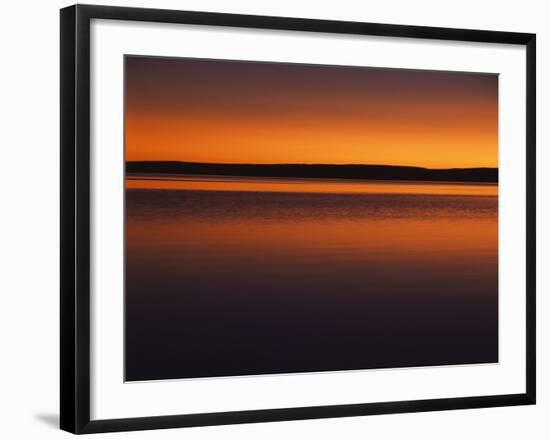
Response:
125,56,498,169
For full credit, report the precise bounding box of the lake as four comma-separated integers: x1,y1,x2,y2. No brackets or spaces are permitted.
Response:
125,175,498,381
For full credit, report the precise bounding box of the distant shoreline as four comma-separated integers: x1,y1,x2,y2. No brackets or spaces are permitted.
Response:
126,161,498,183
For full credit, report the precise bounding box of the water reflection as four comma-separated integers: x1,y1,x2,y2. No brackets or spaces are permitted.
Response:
125,177,498,381
127,174,498,196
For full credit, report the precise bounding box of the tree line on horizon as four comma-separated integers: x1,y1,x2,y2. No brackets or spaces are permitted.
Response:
126,161,498,183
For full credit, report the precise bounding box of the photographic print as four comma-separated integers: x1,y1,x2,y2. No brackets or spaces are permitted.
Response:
124,56,498,382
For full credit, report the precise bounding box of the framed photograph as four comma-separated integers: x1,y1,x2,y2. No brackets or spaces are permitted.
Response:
60,4,536,434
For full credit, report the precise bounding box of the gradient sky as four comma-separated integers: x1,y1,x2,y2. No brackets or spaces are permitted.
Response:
125,56,498,169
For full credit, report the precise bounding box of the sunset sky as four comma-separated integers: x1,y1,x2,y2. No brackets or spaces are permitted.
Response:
125,56,498,169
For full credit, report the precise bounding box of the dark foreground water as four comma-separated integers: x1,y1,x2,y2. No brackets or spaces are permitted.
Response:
125,177,498,381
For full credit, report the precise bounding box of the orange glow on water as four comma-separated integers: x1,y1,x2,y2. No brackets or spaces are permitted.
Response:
126,175,498,197
125,183,499,379
126,189,498,289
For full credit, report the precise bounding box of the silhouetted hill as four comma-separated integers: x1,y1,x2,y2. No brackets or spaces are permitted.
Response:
126,161,498,183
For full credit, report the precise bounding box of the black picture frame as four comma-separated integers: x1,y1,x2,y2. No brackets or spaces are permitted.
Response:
60,4,536,434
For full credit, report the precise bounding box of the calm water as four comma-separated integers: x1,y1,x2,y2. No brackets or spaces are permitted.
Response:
125,176,498,381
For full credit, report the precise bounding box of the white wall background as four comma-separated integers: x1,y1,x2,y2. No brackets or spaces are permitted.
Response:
0,0,547,437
